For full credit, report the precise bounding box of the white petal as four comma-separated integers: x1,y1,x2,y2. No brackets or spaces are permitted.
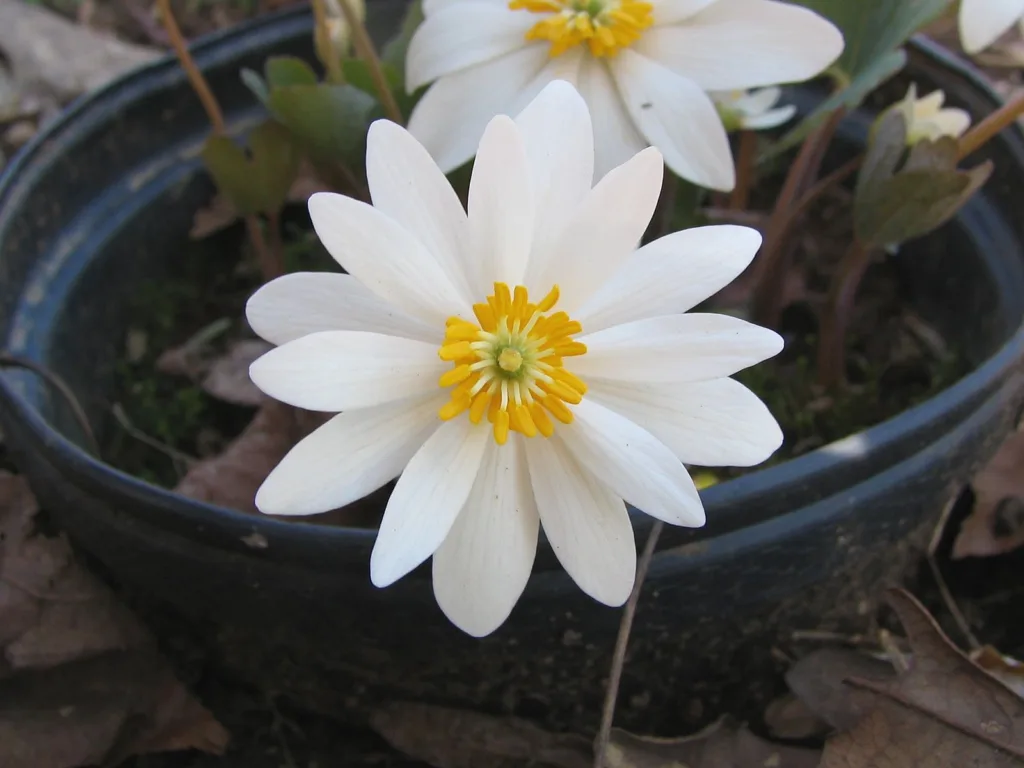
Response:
423,0,505,14
406,4,537,90
514,79,595,259
308,192,469,325
577,225,762,334
574,313,783,384
651,0,719,25
577,57,647,181
730,86,782,115
526,147,663,314
611,51,735,191
249,330,445,411
371,417,490,587
587,377,783,467
255,393,445,515
432,439,539,636
640,0,844,90
468,115,535,289
741,104,797,130
560,399,705,526
246,272,436,345
525,437,635,606
365,121,474,300
960,0,1024,53
406,46,549,173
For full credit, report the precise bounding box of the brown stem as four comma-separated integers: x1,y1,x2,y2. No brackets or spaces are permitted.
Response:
655,171,679,238
155,0,225,134
267,210,286,277
593,520,664,768
816,238,874,390
729,130,757,210
337,0,404,124
245,215,281,282
958,89,1024,160
750,109,846,328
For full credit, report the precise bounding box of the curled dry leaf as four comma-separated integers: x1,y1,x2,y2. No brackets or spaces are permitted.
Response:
605,715,820,768
820,588,1024,768
763,693,831,741
783,647,895,733
369,702,591,768
0,471,229,767
953,429,1024,559
971,646,1024,699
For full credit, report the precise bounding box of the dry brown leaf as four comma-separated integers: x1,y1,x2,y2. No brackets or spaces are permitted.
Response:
820,588,1024,767
764,693,831,740
784,647,895,732
972,646,1024,699
370,702,591,768
200,339,271,407
605,715,820,768
0,472,229,766
954,429,1024,559
174,401,300,513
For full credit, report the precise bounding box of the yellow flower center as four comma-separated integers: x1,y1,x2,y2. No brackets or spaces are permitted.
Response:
508,0,654,58
437,282,588,446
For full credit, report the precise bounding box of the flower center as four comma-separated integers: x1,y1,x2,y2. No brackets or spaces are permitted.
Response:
437,282,588,446
508,0,654,58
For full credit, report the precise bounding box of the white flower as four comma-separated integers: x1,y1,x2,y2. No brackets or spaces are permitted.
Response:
893,84,971,145
403,0,843,191
959,0,1024,54
712,86,796,132
246,81,783,637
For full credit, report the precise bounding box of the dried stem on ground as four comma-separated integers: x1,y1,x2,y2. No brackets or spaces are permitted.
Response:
593,520,664,768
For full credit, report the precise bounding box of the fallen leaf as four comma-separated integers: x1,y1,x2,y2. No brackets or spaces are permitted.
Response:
820,588,1024,767
764,693,831,740
174,401,300,513
0,472,229,766
971,646,1024,699
953,429,1024,559
370,702,591,768
784,647,895,732
605,715,820,768
200,339,271,407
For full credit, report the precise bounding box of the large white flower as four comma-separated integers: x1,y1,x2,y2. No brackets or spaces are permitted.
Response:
246,81,783,637
404,0,843,191
959,0,1024,54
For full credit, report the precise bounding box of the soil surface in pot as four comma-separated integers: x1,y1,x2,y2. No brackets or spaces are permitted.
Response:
102,164,969,523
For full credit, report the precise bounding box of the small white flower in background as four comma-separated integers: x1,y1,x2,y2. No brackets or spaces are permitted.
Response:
893,84,972,145
246,81,783,637
712,87,797,133
959,0,1024,54
403,0,843,191
315,0,365,61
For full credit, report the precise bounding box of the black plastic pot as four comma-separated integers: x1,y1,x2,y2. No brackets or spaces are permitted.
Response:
0,8,1022,731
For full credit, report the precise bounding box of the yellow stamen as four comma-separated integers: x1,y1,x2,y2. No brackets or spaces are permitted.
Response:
436,283,587,445
510,0,653,58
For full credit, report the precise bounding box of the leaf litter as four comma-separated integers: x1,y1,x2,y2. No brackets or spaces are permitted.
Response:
953,428,1024,560
0,471,229,767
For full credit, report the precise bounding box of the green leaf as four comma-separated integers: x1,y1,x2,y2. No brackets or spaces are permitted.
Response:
201,120,301,215
240,68,270,104
855,107,908,202
265,56,319,89
340,58,419,120
769,49,905,158
267,83,376,164
791,0,950,79
381,0,424,88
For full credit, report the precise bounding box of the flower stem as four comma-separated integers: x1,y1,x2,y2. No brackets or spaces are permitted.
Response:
155,0,225,134
958,88,1024,160
267,210,286,277
816,237,874,390
336,0,404,124
729,130,757,210
312,0,346,85
246,214,281,282
751,108,845,328
593,520,663,768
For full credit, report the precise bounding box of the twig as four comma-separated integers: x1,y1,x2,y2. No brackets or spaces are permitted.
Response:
155,0,225,134
751,108,846,328
593,520,663,768
729,130,757,210
0,353,100,456
844,676,1024,759
927,490,982,650
112,403,197,472
336,0,404,124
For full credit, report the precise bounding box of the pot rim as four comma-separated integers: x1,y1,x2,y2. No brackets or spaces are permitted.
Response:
0,13,1022,552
